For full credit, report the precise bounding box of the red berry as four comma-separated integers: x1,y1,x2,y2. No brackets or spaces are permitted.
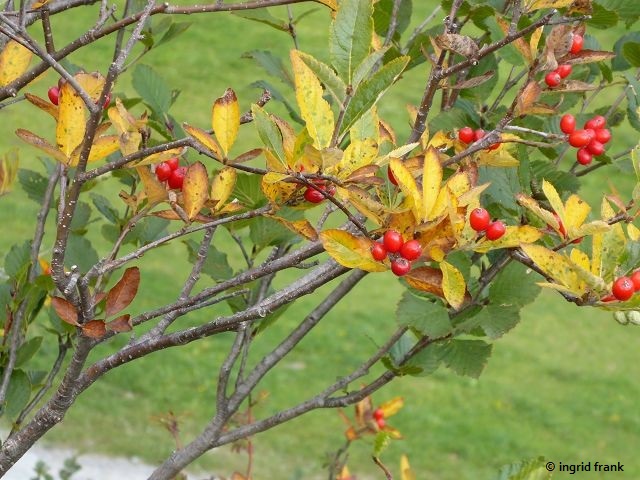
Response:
587,139,604,156
473,129,485,141
371,242,387,261
486,142,501,151
570,34,583,54
167,166,186,190
400,239,422,261
545,72,561,88
559,114,576,134
576,148,593,165
391,258,411,277
594,128,611,144
376,418,386,429
387,166,398,186
458,126,475,144
304,186,325,203
584,128,596,140
568,129,591,148
47,86,59,105
383,230,404,253
372,408,384,421
485,221,506,241
612,276,634,301
166,157,180,170
572,237,583,244
469,207,491,232
631,271,640,292
584,115,605,130
556,64,572,78
155,162,172,181
601,294,616,303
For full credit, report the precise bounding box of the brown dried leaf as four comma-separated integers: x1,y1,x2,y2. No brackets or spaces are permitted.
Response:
105,267,140,317
547,79,598,93
515,81,542,116
497,16,532,64
51,296,79,326
106,314,132,333
404,266,444,297
558,50,616,65
232,148,263,164
24,93,58,120
542,24,573,70
345,165,384,184
434,34,479,58
446,71,495,90
82,320,107,339
152,209,215,223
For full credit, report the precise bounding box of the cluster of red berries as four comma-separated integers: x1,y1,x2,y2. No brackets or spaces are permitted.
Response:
544,34,583,88
47,79,111,109
371,230,422,277
607,271,640,302
560,113,611,165
304,182,335,203
458,127,500,151
469,207,506,240
155,157,186,190
372,408,386,429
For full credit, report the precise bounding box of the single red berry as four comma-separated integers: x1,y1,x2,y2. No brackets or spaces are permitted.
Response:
167,166,186,190
387,166,398,186
372,408,385,421
376,417,386,429
383,230,404,253
584,115,606,130
304,186,325,203
570,33,584,55
631,271,640,291
391,258,411,277
469,207,491,232
595,128,611,144
545,72,561,88
371,242,388,261
559,114,576,134
166,157,180,170
551,213,567,237
587,139,604,156
612,276,635,301
584,128,596,141
568,129,591,148
473,129,485,141
400,239,422,261
155,162,172,182
485,220,506,241
458,126,475,144
47,86,60,105
486,142,501,151
556,64,572,78
576,148,593,165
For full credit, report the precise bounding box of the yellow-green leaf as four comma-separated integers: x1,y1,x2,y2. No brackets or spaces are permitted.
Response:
542,179,566,223
183,123,223,159
339,138,378,177
183,162,210,221
0,40,32,87
521,244,585,295
136,166,167,206
320,229,387,272
0,149,19,196
440,260,466,310
267,215,318,241
526,0,573,12
210,166,237,211
389,157,421,221
291,50,335,149
15,129,67,164
422,146,442,221
474,226,543,253
212,88,240,157
516,193,559,229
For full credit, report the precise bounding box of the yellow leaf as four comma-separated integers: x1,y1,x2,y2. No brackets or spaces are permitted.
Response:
478,148,519,167
542,179,566,223
183,162,209,221
474,226,543,253
401,455,416,480
347,186,386,226
628,224,640,241
526,0,573,12
15,128,67,164
0,149,19,196
24,93,58,120
212,88,240,157
564,194,590,231
210,166,237,211
339,138,378,177
390,158,421,221
379,397,403,417
272,115,297,167
69,134,119,166
132,148,185,167
516,193,559,230
320,230,387,272
316,0,337,9
136,166,167,206
183,123,223,159
441,260,466,310
0,40,32,87
530,26,543,60
267,215,318,241
422,146,442,221
291,50,335,149
591,232,603,276
428,131,455,150
57,80,88,158
521,244,585,295
261,175,297,205
497,15,532,64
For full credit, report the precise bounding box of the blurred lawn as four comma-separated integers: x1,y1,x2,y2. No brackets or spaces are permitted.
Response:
1,2,640,479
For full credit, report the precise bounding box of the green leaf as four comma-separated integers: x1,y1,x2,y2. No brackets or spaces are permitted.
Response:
90,193,119,224
479,166,520,215
250,210,302,252
490,262,542,308
69,202,92,233
132,64,172,115
18,169,48,204
295,51,346,103
396,291,451,338
625,74,640,131
250,80,304,125
232,173,265,210
494,456,551,480
65,234,99,272
409,340,447,376
373,0,412,40
329,0,373,83
340,56,409,136
183,239,233,282
373,431,392,457
15,336,43,368
622,42,640,67
597,0,639,28
485,17,523,66
252,104,286,164
127,217,169,246
0,284,10,323
156,21,192,47
243,50,293,86
4,369,31,418
612,32,640,71
352,48,388,89
587,3,619,30
232,9,288,32
4,241,31,279
441,339,492,379
475,305,521,340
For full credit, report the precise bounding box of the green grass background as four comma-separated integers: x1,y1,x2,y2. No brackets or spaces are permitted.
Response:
1,1,640,479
